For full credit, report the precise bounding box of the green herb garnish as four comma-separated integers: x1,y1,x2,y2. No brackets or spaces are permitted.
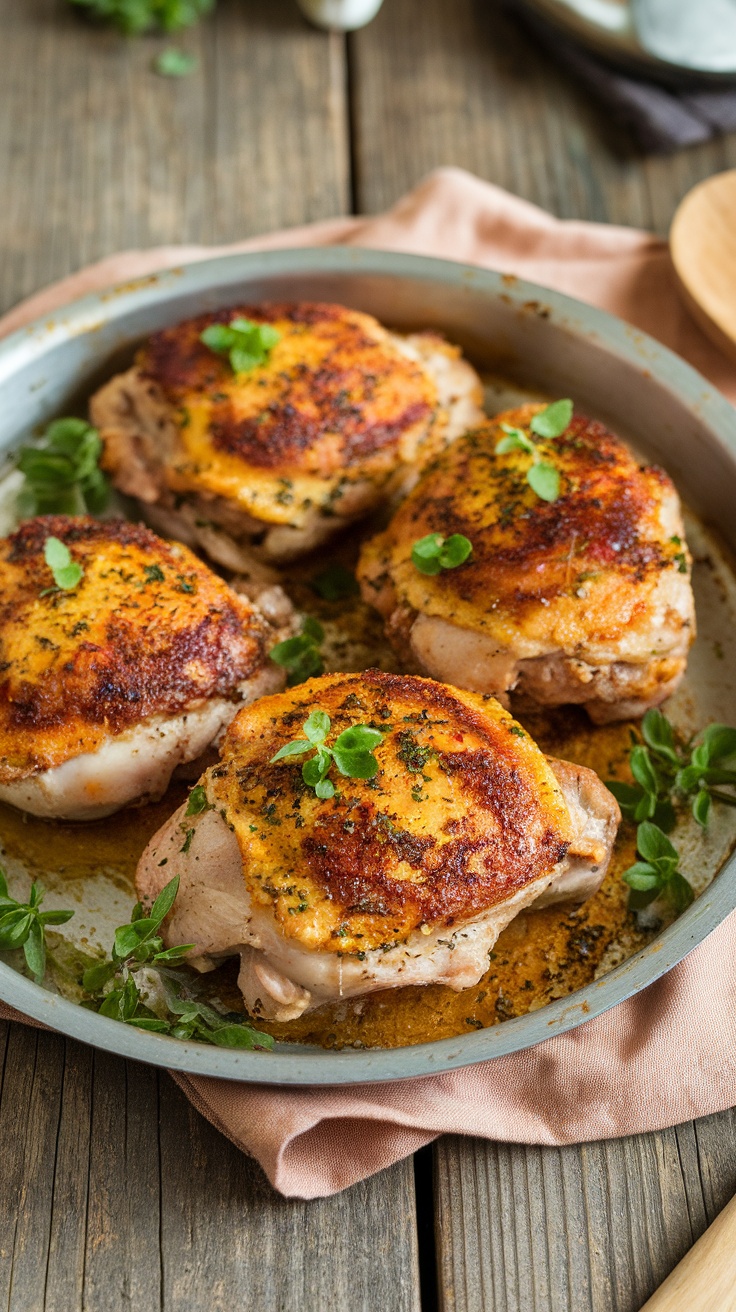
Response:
494,398,572,504
154,47,197,76
270,616,324,686
606,709,736,832
621,822,694,913
411,533,473,576
310,564,360,601
0,868,74,982
42,536,84,593
81,876,273,1050
185,783,213,816
529,398,574,439
69,0,214,36
16,417,109,517
200,317,281,376
270,711,383,799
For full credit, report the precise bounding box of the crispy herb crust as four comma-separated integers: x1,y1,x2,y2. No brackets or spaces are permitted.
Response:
0,516,268,780
139,301,436,475
358,403,690,651
206,670,573,954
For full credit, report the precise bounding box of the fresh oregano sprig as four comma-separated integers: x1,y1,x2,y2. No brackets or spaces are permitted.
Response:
621,822,694,914
16,417,109,518
69,0,214,36
270,616,325,686
411,533,473,576
310,564,360,601
81,876,274,1050
270,710,383,799
494,397,573,503
606,708,736,833
200,317,280,376
0,868,74,983
41,536,84,595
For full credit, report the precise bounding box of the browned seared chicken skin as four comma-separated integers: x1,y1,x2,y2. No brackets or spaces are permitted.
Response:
357,405,695,723
0,516,292,820
90,302,484,567
136,671,619,1020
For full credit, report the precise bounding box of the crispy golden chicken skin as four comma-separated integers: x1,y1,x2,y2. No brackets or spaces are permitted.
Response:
90,302,484,566
0,516,290,819
358,405,696,723
136,670,619,1020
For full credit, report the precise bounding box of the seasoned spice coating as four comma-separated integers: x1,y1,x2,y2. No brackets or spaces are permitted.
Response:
136,670,618,1020
0,516,269,781
91,301,484,564
358,405,695,722
208,670,573,952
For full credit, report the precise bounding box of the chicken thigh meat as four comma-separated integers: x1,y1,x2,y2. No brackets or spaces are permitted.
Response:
0,516,291,820
136,670,619,1021
91,302,484,566
358,405,695,723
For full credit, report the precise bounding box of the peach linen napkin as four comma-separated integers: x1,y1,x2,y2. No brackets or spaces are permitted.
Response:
2,167,736,1199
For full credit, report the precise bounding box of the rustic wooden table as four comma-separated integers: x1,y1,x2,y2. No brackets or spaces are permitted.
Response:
2,3,736,1309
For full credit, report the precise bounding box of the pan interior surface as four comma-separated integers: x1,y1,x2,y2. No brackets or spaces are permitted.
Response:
0,247,735,1085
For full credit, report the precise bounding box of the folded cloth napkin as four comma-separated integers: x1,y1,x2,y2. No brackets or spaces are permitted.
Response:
508,1,736,153
1,167,736,1199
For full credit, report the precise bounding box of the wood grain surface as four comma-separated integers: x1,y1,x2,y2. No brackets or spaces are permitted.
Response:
0,1022,420,1312
1,1,735,1309
349,0,736,232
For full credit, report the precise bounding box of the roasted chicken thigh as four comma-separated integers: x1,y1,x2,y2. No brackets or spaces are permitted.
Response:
358,405,695,723
0,516,291,820
136,671,619,1020
90,302,484,567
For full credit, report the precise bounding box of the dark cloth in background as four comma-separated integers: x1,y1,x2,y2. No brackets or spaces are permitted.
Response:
509,1,736,152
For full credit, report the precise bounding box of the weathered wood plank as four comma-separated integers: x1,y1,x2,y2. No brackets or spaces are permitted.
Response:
349,0,736,233
0,1023,420,1312
0,0,350,317
82,1051,162,1312
158,1074,421,1312
435,1115,736,1312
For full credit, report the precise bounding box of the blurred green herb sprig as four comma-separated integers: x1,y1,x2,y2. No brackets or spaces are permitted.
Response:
69,0,214,36
270,616,325,686
16,418,109,518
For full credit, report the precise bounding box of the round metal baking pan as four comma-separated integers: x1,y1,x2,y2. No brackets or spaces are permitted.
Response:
0,245,735,1084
